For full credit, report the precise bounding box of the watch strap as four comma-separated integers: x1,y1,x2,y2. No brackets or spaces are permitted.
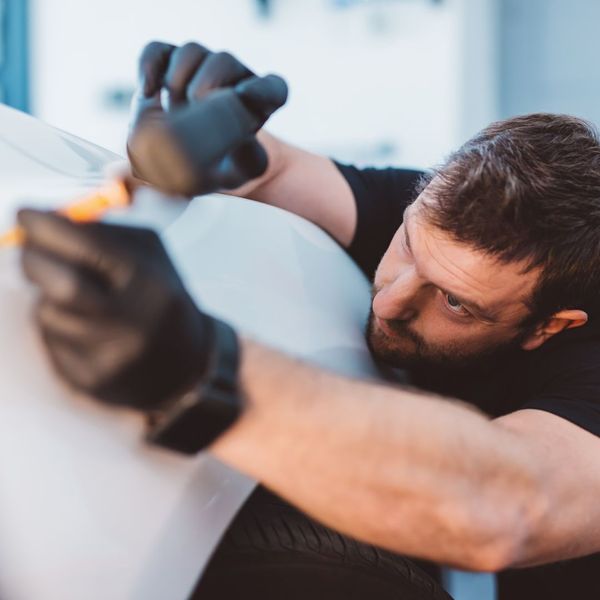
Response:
146,319,242,454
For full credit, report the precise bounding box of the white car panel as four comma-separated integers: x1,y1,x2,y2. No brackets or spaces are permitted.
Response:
0,105,377,599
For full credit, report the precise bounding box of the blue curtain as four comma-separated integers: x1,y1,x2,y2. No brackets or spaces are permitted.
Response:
0,0,29,112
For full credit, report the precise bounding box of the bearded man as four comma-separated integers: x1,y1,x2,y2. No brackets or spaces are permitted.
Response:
19,42,600,599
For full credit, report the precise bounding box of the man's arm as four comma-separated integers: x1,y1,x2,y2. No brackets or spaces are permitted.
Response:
227,131,358,247
21,211,600,573
211,339,600,572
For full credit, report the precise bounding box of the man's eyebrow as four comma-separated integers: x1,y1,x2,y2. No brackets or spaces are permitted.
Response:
403,206,499,322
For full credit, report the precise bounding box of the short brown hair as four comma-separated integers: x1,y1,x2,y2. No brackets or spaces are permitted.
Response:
420,113,600,322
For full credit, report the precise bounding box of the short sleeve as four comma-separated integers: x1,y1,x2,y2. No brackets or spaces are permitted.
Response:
524,396,600,436
334,162,426,279
520,334,600,437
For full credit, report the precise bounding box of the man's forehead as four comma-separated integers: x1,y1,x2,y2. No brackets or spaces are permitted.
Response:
403,199,538,321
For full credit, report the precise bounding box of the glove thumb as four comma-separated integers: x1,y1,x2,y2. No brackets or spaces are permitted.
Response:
234,74,289,124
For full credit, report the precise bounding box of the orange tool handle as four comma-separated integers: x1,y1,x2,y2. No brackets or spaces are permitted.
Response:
0,179,131,248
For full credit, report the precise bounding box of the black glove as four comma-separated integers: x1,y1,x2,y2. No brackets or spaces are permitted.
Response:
19,209,218,411
128,41,288,197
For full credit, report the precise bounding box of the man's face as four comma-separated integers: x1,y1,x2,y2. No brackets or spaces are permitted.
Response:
367,192,540,370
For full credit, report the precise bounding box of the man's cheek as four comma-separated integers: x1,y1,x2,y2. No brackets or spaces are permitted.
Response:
418,315,483,353
412,309,467,351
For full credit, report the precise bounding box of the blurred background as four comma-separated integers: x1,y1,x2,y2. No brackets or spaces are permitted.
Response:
1,0,598,168
2,2,594,598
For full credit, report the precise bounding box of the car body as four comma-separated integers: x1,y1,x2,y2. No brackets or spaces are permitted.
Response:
0,105,379,600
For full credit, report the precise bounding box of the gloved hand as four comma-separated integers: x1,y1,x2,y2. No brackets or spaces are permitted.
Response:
128,41,288,197
19,208,219,410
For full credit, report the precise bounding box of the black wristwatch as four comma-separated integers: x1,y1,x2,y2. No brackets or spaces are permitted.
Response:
146,319,243,455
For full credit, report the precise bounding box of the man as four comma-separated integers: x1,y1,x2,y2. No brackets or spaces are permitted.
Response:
18,42,600,598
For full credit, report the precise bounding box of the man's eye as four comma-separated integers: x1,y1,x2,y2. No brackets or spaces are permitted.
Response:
444,293,469,316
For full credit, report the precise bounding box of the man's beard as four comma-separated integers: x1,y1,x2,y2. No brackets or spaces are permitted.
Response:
365,309,528,373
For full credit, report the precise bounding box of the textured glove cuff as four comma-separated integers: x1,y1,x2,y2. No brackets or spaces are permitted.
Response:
146,318,242,454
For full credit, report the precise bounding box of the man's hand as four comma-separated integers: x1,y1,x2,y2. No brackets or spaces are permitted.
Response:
128,42,356,247
19,209,216,410
128,41,288,196
130,41,252,128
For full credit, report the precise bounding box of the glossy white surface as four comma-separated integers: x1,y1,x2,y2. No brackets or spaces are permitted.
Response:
0,105,377,599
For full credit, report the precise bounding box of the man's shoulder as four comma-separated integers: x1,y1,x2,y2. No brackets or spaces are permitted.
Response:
336,163,428,280
335,162,427,198
504,320,600,436
530,319,600,376
428,321,600,420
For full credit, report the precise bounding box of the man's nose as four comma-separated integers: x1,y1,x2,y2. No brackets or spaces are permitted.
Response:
373,270,422,321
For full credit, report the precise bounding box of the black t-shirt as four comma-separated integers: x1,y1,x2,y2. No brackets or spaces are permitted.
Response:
338,161,600,434
336,161,600,599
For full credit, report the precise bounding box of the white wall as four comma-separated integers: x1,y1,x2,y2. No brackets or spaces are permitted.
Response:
30,0,497,168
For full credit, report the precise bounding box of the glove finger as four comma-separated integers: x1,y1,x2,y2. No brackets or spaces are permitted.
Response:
37,303,148,403
37,302,194,408
38,305,147,403
128,91,165,144
235,74,288,121
39,327,101,394
129,42,176,142
18,210,162,289
164,42,212,109
36,300,104,342
187,51,254,102
22,246,109,312
130,41,176,170
19,210,121,281
138,40,176,97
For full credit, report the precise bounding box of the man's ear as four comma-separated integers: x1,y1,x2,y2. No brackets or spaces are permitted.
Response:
521,309,588,351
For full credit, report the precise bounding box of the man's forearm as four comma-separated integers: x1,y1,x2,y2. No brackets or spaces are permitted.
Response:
225,131,357,247
210,340,549,571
